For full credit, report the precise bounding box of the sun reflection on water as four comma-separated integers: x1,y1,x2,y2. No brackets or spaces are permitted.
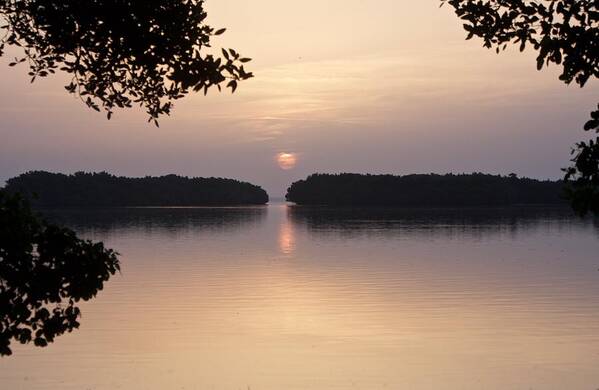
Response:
278,209,295,255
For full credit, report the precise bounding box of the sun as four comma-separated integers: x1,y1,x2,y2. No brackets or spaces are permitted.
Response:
277,152,297,170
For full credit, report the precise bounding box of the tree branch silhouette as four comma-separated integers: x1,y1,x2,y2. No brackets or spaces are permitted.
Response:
0,0,253,125
442,0,598,214
0,192,120,356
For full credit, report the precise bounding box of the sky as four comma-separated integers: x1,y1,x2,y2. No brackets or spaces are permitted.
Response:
1,0,597,197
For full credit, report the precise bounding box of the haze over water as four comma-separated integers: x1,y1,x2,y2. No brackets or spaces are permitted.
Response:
2,204,599,390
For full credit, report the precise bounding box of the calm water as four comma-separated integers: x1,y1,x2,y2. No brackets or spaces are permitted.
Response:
2,204,599,389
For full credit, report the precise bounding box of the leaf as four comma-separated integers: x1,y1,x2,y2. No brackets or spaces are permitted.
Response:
536,57,544,70
34,338,48,347
227,80,237,93
584,119,598,131
214,28,226,35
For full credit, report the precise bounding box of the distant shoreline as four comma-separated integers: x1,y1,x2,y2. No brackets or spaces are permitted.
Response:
4,171,269,207
286,173,567,208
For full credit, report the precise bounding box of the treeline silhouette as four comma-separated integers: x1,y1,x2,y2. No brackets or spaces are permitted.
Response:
5,171,269,207
286,173,566,207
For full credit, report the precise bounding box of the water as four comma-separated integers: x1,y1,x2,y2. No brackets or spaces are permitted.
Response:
2,204,599,389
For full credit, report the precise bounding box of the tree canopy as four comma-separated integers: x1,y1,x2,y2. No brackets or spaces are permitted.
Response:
442,0,598,215
4,171,270,207
0,192,120,356
0,0,252,124
286,173,566,207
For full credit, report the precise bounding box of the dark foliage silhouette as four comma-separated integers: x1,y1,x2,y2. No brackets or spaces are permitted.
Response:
286,173,565,207
442,0,598,215
564,104,599,215
0,192,120,356
5,171,269,207
0,0,252,124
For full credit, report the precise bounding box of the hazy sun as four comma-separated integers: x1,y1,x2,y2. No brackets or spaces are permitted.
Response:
277,152,297,170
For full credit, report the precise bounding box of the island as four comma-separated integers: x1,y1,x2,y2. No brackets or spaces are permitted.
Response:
285,173,566,207
4,171,269,207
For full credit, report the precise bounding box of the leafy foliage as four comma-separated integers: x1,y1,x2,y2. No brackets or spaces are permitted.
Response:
442,0,598,214
564,104,599,215
0,191,120,356
0,0,253,124
5,171,269,207
441,0,598,86
286,173,566,207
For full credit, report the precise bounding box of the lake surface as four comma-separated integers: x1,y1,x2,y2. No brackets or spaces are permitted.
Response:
2,204,599,389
